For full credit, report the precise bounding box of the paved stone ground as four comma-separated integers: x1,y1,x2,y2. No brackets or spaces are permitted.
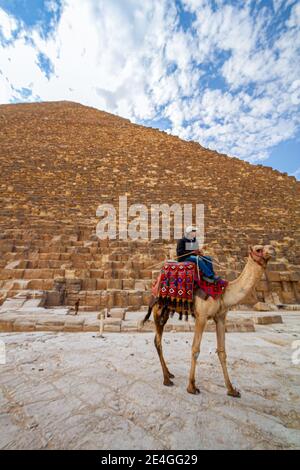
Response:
1,314,300,450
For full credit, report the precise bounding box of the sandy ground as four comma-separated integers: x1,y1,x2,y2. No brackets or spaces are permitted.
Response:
0,314,300,450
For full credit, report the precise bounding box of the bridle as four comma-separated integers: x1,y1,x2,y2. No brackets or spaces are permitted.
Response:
249,248,267,268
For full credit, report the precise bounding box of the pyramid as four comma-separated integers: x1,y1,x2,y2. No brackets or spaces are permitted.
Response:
0,100,299,311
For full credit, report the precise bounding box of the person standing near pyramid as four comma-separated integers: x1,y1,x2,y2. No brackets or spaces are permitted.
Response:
74,298,80,315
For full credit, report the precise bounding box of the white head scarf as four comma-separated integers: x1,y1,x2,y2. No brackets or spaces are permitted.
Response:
185,225,198,239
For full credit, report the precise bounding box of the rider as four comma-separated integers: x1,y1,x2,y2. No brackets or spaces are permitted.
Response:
176,226,220,283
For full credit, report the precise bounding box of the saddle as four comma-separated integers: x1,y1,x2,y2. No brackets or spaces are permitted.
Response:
152,261,228,319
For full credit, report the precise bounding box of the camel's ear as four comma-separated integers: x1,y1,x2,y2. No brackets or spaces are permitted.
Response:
248,245,253,255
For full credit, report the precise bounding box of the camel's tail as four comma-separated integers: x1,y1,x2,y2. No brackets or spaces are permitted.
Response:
142,295,157,325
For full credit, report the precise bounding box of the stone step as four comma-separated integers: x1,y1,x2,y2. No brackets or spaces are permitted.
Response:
0,309,257,333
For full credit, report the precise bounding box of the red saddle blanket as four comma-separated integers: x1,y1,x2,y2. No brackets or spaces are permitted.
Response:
152,261,228,301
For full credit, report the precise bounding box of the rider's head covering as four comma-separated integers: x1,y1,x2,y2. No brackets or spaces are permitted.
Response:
185,225,198,236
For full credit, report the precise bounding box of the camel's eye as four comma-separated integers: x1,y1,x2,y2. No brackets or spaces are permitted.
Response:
256,248,262,253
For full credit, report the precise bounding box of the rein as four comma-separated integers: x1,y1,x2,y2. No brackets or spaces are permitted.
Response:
146,248,268,274
146,250,242,273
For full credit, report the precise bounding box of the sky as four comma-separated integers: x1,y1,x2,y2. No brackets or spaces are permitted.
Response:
0,0,299,179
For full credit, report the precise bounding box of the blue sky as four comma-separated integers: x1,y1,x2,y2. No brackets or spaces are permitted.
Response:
0,0,299,179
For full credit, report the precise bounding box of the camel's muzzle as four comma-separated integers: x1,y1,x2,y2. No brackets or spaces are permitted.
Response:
264,245,276,259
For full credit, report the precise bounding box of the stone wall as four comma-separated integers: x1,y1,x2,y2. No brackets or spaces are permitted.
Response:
0,101,299,310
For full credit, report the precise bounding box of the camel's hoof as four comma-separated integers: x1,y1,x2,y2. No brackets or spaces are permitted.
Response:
227,388,241,398
168,373,175,379
163,379,174,387
187,386,200,395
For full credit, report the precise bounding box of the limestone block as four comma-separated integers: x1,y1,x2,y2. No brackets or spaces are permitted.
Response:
100,291,109,307
282,281,293,292
204,321,216,332
107,279,122,289
66,279,82,290
142,291,151,305
83,319,100,331
115,269,128,280
0,319,14,332
42,279,55,290
104,322,121,332
13,320,36,332
254,302,278,311
134,280,147,290
82,279,97,290
128,292,143,307
26,279,45,290
264,292,282,305
269,263,288,271
23,269,52,280
139,320,154,332
0,269,24,280
63,318,84,332
106,308,126,320
253,315,283,325
290,272,300,282
281,291,296,303
266,271,281,282
45,291,61,306
226,319,255,332
169,323,190,332
96,279,108,290
280,272,291,282
139,269,152,279
121,325,139,332
256,281,269,291
239,320,256,332
90,270,104,278
85,294,101,306
65,269,76,279
35,319,64,332
103,270,113,279
114,290,128,307
122,279,135,289
269,282,283,293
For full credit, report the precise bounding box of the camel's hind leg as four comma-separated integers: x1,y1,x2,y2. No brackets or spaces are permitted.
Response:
153,304,174,386
187,315,207,394
215,318,241,398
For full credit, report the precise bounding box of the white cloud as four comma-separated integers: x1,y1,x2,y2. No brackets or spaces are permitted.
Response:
292,167,300,178
0,7,19,40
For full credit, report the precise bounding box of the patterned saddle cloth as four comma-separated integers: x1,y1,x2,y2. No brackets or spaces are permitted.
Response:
152,261,228,306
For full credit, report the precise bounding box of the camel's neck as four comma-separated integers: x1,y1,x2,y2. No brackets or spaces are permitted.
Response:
223,256,264,308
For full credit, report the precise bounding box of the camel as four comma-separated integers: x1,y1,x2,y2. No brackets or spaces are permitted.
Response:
143,244,276,397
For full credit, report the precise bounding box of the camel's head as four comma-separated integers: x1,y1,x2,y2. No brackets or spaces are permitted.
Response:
248,244,276,267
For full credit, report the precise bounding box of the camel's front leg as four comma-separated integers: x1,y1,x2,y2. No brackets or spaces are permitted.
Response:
187,316,207,395
215,318,241,397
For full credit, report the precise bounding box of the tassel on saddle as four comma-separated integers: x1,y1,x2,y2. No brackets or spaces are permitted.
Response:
158,297,193,321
